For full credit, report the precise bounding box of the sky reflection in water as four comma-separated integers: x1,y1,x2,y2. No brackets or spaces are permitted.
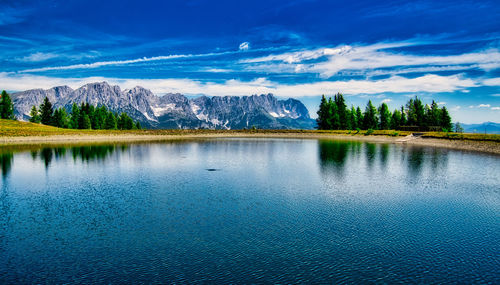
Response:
0,139,499,283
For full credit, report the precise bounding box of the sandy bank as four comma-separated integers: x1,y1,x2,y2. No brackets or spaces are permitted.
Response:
0,132,499,155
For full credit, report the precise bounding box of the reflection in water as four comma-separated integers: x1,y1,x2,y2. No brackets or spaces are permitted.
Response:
429,148,449,171
40,148,53,168
379,144,389,169
318,141,353,178
2,145,123,170
0,153,13,178
0,139,498,284
71,145,117,162
318,141,451,181
407,147,425,177
365,143,376,168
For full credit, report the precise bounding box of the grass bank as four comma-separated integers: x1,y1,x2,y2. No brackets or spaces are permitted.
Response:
1,119,499,154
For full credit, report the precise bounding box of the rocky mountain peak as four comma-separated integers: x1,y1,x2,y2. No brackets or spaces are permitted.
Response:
12,82,315,129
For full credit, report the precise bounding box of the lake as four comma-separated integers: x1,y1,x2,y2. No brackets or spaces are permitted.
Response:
0,138,499,283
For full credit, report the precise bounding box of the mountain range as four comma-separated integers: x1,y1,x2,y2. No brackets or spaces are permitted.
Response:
460,122,500,134
11,82,315,129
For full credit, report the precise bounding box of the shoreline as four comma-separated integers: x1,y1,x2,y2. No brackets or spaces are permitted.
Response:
1,132,499,155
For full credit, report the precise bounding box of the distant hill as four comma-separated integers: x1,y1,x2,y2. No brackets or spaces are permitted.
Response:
460,122,500,134
11,82,316,130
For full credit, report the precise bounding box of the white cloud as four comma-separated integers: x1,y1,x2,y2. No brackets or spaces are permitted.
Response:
381,98,392,103
17,52,59,62
491,107,500,110
478,104,491,108
20,54,191,72
19,50,236,73
451,106,461,111
239,42,250,51
437,102,446,105
203,68,231,73
0,72,477,97
242,45,352,64
240,41,500,78
14,39,500,87
482,78,500,86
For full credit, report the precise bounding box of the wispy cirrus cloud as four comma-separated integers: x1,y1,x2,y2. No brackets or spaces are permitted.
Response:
13,37,500,86
16,52,59,62
240,41,500,78
468,104,500,110
20,54,202,72
17,48,254,73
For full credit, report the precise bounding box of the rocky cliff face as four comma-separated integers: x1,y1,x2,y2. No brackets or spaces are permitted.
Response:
12,82,315,129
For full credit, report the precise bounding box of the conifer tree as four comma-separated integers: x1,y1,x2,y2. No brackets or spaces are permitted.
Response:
0,90,15,119
39,97,54,125
69,103,80,129
391,109,402,129
315,94,455,132
428,100,441,127
400,106,407,126
29,106,41,123
349,106,357,129
104,112,117,130
118,112,134,130
355,107,363,128
334,93,348,129
440,106,452,131
363,100,378,130
81,114,91,129
378,103,391,130
406,97,425,126
316,95,329,130
53,108,69,128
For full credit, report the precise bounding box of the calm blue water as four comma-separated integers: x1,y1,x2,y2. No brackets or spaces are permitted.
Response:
0,139,499,283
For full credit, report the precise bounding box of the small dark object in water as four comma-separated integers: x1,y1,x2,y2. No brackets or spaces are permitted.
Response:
206,168,221,171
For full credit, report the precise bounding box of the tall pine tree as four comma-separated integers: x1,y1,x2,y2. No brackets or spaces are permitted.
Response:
440,106,452,131
363,100,378,130
316,95,329,130
334,93,348,129
0,90,15,120
391,109,402,129
39,97,54,125
378,103,391,130
69,103,80,129
29,106,41,123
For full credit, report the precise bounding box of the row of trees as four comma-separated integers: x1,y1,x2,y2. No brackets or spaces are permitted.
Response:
29,97,141,130
317,93,453,131
0,90,15,120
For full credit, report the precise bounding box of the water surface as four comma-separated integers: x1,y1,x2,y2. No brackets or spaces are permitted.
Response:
0,139,499,283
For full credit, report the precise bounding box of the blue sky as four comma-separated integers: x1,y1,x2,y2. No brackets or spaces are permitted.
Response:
1,0,499,123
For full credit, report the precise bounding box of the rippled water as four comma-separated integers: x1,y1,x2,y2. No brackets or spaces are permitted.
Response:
0,139,499,283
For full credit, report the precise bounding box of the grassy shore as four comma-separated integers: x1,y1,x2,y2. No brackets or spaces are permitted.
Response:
1,119,499,154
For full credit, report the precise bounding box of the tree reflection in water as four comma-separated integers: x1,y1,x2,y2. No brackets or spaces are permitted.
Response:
318,140,357,178
0,153,13,179
22,145,121,169
71,145,117,163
